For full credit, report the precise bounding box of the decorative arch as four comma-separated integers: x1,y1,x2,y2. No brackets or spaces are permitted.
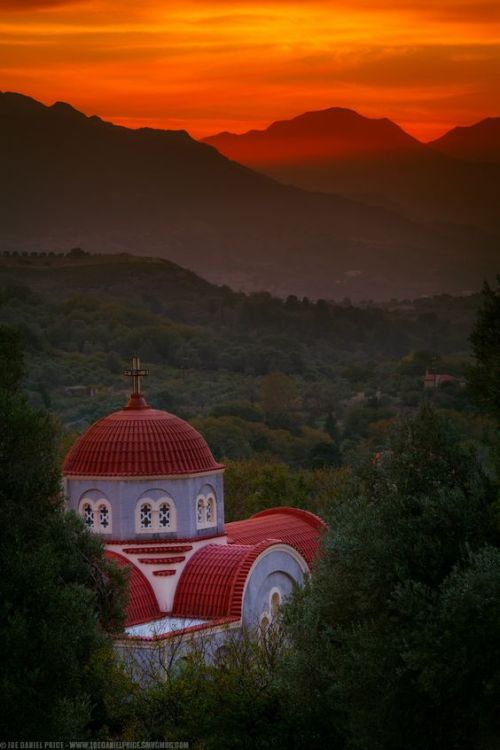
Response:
138,501,153,530
96,500,112,532
158,500,173,530
259,590,281,645
195,484,217,529
205,495,216,524
82,500,95,529
78,491,112,534
270,588,282,618
135,490,177,533
196,496,206,526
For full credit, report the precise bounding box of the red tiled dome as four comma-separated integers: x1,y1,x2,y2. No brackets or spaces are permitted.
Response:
63,396,222,478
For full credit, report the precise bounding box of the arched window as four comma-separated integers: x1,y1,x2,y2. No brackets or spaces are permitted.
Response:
196,492,217,529
98,504,110,530
79,497,111,533
197,497,205,526
83,503,94,529
140,503,152,529
271,591,281,618
159,502,171,529
206,496,215,524
136,495,176,533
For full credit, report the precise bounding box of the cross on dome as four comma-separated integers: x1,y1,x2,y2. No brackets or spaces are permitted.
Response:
124,356,149,396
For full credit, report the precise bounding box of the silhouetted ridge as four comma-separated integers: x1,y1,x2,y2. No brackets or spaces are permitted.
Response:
203,105,500,238
429,117,500,165
204,106,423,159
0,92,496,300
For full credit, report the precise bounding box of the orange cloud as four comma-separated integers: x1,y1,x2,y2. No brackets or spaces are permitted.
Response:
0,1,498,140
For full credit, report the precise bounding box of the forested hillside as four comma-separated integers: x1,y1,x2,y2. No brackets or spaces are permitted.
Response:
0,251,489,488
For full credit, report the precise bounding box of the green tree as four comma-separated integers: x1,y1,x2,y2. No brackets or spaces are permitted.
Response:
261,372,300,430
398,349,442,376
468,277,500,422
0,324,24,390
211,399,264,423
191,415,253,461
324,411,340,442
306,440,341,469
224,459,350,520
284,406,500,750
224,459,308,520
0,327,127,740
125,628,291,749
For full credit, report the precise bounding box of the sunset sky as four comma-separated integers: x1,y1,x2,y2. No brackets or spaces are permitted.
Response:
1,0,499,140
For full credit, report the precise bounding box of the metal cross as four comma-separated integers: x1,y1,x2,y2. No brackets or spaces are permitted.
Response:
123,356,149,395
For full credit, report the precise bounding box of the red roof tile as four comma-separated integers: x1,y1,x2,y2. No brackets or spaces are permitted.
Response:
138,556,186,564
172,541,276,619
226,507,326,566
106,532,224,545
173,508,326,619
123,545,193,554
153,570,176,577
105,550,162,626
63,403,222,477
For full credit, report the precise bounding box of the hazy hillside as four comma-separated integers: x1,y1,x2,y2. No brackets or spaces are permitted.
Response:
0,92,495,300
204,107,500,236
0,252,480,455
429,117,500,166
0,250,479,330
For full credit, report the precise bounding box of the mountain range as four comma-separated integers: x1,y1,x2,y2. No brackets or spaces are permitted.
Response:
203,108,500,235
0,92,498,300
429,118,500,165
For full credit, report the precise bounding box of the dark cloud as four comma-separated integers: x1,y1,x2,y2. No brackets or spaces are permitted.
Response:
0,0,81,10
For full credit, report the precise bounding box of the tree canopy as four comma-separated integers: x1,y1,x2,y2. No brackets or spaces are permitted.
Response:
0,326,127,740
283,406,500,750
468,277,500,422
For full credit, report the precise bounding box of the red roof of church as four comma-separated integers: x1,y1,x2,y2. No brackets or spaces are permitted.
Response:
172,540,274,619
173,508,326,620
226,507,326,567
105,550,162,626
63,396,222,477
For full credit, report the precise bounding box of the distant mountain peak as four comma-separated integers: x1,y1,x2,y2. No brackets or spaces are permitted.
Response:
207,105,419,142
429,117,500,165
50,100,87,118
0,90,47,113
0,90,496,302
0,91,193,141
203,105,423,168
0,91,96,127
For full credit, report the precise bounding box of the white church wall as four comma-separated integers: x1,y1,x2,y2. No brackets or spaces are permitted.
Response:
107,533,228,612
65,469,225,541
241,544,308,627
115,618,242,684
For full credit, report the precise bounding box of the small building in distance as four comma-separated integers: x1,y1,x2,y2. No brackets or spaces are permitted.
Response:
62,359,326,668
423,371,465,389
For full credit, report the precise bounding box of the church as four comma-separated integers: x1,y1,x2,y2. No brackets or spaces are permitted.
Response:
63,358,326,659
